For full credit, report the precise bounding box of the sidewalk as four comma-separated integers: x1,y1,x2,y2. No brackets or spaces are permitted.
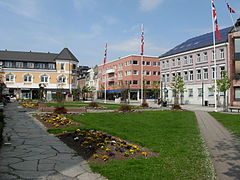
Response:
0,102,106,180
195,111,240,180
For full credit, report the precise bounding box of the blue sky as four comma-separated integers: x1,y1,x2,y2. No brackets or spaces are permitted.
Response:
0,0,239,67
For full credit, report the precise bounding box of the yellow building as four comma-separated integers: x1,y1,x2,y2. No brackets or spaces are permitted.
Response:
0,48,79,100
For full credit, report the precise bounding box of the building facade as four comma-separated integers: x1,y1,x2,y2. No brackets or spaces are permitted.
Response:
97,55,160,101
159,22,240,106
0,48,79,100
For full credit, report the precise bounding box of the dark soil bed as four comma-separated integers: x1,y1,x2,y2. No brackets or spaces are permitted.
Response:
57,129,159,164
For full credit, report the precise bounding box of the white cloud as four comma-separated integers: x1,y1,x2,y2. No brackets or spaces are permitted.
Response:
111,38,168,55
0,0,39,18
139,0,164,11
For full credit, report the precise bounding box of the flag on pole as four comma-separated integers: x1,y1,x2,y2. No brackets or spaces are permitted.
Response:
104,43,107,64
212,0,221,40
141,24,144,55
225,0,235,13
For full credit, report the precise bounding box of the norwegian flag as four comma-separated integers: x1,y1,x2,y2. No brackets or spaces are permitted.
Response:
141,24,144,55
103,43,107,64
212,0,221,40
225,1,235,13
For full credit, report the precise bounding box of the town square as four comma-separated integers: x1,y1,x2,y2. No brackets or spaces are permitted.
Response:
0,0,240,179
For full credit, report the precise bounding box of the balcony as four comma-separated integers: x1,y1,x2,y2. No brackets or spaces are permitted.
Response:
106,69,115,74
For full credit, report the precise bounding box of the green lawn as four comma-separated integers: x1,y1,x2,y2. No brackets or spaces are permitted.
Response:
210,112,240,138
45,102,137,110
70,111,214,180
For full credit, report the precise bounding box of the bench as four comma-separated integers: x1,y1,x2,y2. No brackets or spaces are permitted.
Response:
208,103,215,107
229,106,240,113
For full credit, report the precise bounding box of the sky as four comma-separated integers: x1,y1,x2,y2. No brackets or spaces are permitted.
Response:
0,0,240,67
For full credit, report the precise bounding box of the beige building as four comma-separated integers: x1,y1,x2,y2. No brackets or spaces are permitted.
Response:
0,48,79,100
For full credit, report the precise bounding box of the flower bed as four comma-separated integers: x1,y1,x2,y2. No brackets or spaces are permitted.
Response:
20,101,38,108
58,129,159,164
35,113,82,129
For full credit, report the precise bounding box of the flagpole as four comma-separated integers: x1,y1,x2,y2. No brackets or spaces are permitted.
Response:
230,13,236,31
141,55,143,104
104,70,107,103
211,0,217,112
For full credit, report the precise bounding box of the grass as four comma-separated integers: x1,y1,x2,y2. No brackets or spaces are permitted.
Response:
70,111,214,180
210,112,240,138
47,126,82,134
45,102,137,110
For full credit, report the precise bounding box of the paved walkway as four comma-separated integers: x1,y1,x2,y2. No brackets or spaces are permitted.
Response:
195,111,240,180
0,102,106,180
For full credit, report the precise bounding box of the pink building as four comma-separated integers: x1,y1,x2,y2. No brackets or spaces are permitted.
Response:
159,27,230,105
97,55,160,101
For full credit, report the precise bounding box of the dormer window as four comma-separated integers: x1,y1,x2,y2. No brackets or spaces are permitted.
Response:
58,75,66,83
40,75,48,83
60,63,64,70
6,74,14,82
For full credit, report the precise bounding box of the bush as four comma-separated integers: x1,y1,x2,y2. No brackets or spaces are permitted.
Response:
88,102,99,108
172,104,182,110
119,105,132,112
54,106,67,114
141,102,149,108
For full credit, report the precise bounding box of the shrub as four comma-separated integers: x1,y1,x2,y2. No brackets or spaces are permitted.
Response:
54,106,67,114
141,102,149,108
119,105,132,112
172,104,182,110
88,102,99,108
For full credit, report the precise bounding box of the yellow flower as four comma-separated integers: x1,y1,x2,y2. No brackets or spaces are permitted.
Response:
142,152,147,157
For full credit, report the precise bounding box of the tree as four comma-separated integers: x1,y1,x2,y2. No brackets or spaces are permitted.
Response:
152,81,159,102
82,85,90,100
216,71,231,112
170,75,185,109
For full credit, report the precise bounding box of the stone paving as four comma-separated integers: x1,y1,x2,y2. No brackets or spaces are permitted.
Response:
195,111,240,180
0,102,106,180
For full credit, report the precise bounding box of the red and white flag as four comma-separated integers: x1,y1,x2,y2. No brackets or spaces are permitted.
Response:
212,0,221,40
140,24,144,55
225,0,235,13
103,43,107,64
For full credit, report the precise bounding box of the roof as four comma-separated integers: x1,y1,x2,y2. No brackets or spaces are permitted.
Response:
160,26,233,58
0,48,79,62
55,48,79,62
0,50,58,62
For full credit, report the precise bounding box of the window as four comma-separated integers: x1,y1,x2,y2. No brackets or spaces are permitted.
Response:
189,55,193,64
208,88,214,96
203,52,208,62
37,63,46,69
58,75,66,83
172,59,176,67
198,88,203,97
118,72,123,77
24,74,32,82
162,74,165,82
197,69,201,80
40,75,48,83
220,66,225,78
157,62,160,66
4,61,13,68
158,72,160,75
166,60,169,68
177,58,181,66
126,61,132,66
153,62,157,66
220,49,224,59
172,73,176,81
133,70,138,75
118,64,123,69
146,81,151,85
48,63,55,69
133,80,138,84
153,71,157,75
162,61,165,69
146,71,151,75
60,63,64,70
189,70,194,81
6,74,14,82
172,89,176,98
146,61,151,66
234,38,240,59
177,72,181,77
133,60,138,65
16,62,23,68
142,61,145,65
27,62,34,68
203,68,208,80
166,74,170,82
212,50,216,61
234,87,240,101
196,54,201,63
184,56,188,65
142,71,146,75
212,67,215,79
184,71,188,81
188,89,193,97
127,70,131,75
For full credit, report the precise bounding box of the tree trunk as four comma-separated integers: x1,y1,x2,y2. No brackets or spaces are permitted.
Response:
223,91,227,112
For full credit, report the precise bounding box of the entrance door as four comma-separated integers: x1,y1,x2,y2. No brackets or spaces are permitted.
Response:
21,90,31,99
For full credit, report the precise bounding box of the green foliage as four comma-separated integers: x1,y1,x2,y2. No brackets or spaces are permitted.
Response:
170,75,185,107
71,111,214,179
216,71,231,93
